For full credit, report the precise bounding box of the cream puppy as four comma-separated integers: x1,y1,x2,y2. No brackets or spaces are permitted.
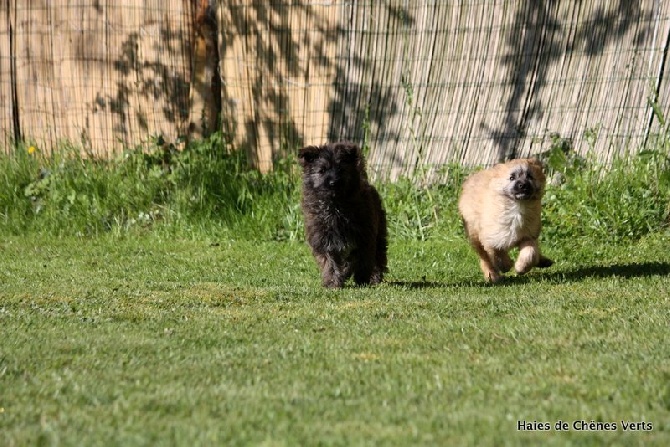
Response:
458,158,553,283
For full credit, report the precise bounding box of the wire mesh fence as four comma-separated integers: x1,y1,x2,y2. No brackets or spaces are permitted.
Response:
1,1,670,180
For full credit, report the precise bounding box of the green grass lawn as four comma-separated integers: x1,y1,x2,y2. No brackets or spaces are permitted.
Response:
1,232,669,446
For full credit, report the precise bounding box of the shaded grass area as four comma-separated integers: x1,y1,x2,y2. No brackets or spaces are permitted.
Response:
1,233,669,445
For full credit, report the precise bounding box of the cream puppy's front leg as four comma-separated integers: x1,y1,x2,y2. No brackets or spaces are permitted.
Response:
515,239,540,274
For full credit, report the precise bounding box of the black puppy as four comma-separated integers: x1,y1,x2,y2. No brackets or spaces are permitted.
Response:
298,142,388,288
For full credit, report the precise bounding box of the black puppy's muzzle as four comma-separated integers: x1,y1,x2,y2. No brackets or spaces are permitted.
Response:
324,173,341,190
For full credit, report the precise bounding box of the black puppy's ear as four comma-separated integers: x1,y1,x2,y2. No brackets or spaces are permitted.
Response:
298,145,321,167
338,142,361,164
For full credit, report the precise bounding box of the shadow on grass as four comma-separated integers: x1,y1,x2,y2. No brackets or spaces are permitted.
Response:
388,262,670,289
536,261,670,283
387,279,499,289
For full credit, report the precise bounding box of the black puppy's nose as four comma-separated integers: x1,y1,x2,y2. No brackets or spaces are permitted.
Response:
326,175,340,188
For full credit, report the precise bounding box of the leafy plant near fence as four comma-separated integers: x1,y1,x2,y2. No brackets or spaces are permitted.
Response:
0,136,300,239
0,131,668,242
540,124,670,243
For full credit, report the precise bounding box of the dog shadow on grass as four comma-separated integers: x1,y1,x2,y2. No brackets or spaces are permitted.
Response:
388,261,670,289
534,261,670,283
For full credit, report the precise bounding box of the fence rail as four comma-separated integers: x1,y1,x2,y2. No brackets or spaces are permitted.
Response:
1,1,669,179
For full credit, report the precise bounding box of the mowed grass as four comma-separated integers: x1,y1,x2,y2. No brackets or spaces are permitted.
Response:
1,232,669,446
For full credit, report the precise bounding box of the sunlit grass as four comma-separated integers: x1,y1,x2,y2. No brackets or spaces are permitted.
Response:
1,233,669,445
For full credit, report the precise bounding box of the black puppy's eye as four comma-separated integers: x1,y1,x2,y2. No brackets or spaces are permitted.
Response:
318,167,326,174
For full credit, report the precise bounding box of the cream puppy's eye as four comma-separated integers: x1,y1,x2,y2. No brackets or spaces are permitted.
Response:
509,173,516,181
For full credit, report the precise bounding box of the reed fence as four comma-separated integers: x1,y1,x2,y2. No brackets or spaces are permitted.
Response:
2,1,669,179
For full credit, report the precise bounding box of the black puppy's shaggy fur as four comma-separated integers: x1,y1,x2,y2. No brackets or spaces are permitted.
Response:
298,142,388,288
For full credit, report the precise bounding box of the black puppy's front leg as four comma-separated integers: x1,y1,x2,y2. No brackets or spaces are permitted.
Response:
321,252,351,288
353,249,376,285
